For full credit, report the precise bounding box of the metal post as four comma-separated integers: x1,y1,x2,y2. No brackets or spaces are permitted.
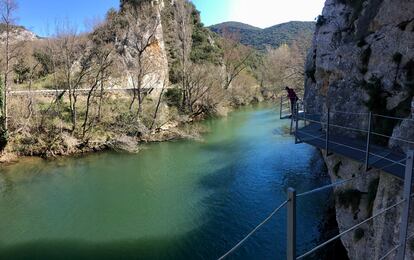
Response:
365,112,372,172
290,101,294,135
303,102,307,127
295,102,300,144
287,188,297,260
397,150,414,260
325,106,331,157
280,96,283,119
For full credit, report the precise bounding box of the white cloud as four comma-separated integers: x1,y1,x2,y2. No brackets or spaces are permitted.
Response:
228,0,326,28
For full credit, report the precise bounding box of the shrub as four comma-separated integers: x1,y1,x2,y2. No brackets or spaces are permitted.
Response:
13,58,31,84
164,88,182,108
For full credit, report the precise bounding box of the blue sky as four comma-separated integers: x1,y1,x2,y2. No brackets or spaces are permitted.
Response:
18,0,119,36
17,0,325,36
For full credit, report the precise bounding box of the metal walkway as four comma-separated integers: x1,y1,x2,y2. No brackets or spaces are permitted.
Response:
296,120,407,179
280,96,414,179
215,98,414,260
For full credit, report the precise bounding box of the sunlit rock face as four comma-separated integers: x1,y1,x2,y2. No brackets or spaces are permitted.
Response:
304,0,414,259
118,0,169,92
0,25,38,44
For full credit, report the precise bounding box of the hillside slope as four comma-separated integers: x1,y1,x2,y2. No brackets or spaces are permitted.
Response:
209,21,315,50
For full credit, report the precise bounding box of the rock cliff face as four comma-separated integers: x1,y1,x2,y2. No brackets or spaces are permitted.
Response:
118,0,169,91
304,0,414,259
0,24,38,43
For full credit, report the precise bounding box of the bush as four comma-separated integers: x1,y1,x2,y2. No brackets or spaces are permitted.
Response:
13,58,31,84
33,50,54,78
164,88,182,108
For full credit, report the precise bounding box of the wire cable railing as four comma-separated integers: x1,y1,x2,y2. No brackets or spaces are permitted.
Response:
217,149,413,260
297,198,406,259
217,200,288,260
294,156,410,260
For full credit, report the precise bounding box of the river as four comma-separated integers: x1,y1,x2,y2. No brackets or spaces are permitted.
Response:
0,104,335,259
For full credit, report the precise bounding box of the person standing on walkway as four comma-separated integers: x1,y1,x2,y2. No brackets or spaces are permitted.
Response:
285,86,299,115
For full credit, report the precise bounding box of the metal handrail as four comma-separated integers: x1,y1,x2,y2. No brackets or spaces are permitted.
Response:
297,176,364,197
297,125,407,168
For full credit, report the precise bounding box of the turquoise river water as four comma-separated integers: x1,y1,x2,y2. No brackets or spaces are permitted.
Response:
0,104,334,259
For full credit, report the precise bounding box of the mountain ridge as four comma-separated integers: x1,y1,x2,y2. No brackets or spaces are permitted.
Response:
209,21,315,51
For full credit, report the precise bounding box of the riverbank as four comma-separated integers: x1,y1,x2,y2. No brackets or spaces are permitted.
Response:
0,97,265,165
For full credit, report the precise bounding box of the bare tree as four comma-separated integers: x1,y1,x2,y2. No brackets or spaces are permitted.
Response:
82,44,113,137
150,78,167,130
54,23,93,133
220,31,253,90
183,63,222,115
260,34,312,95
174,0,193,111
0,0,18,146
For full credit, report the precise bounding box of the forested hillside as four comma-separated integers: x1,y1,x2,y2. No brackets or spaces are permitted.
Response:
210,21,315,51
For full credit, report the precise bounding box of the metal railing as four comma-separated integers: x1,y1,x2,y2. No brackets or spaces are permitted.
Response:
217,103,414,259
291,104,414,174
217,151,414,260
290,150,414,260
279,96,305,135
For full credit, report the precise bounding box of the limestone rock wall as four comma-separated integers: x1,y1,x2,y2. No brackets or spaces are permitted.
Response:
304,0,414,259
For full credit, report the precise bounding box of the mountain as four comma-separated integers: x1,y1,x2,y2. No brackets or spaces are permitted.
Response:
209,21,315,51
209,21,261,32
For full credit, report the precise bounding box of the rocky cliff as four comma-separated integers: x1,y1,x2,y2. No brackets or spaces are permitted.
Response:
0,24,38,43
304,0,414,259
